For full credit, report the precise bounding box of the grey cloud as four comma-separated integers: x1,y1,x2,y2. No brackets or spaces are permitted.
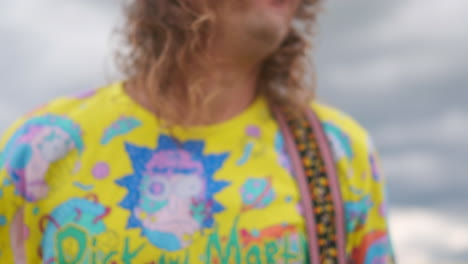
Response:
0,0,123,129
316,0,468,125
314,0,468,215
375,109,468,148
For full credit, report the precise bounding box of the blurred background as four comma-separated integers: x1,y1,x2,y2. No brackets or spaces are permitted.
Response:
0,0,467,263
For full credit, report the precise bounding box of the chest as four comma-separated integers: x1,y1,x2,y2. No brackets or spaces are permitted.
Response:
25,132,308,263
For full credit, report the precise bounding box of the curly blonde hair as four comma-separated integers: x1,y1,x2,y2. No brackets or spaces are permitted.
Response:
117,0,321,125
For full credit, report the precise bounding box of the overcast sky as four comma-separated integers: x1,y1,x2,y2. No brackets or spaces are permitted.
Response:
1,0,467,263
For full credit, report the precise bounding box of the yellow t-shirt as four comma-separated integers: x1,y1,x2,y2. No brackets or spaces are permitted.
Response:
0,82,393,263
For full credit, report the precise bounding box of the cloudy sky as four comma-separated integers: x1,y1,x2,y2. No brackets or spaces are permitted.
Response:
1,0,467,263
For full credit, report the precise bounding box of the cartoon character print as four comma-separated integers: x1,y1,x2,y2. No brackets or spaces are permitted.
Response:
116,135,230,251
39,194,113,264
101,116,142,145
351,231,394,264
0,114,83,201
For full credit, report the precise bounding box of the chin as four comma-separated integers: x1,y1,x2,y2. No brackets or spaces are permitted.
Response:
219,4,292,60
245,15,288,53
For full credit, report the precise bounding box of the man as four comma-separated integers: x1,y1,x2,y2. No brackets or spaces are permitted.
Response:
0,0,394,263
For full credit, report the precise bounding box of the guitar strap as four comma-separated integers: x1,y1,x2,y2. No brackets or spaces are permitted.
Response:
274,106,347,264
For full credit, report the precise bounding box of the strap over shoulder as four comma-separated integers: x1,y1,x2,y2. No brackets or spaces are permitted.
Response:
273,105,347,264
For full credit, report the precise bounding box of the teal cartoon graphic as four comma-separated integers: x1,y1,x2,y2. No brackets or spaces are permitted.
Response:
323,122,353,161
345,195,373,233
39,194,112,263
101,116,142,145
275,131,292,172
237,125,262,165
240,177,276,211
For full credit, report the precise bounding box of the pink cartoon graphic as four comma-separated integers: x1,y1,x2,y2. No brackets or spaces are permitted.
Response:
1,115,84,201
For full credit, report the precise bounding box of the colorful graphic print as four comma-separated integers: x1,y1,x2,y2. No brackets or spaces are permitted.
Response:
116,135,230,251
10,209,28,263
237,125,262,165
0,85,396,264
275,131,292,172
206,218,306,264
240,224,298,248
39,195,112,264
240,178,275,211
72,89,97,100
367,138,381,182
101,116,142,145
0,115,83,201
92,162,110,179
351,231,393,264
323,122,353,161
345,195,374,233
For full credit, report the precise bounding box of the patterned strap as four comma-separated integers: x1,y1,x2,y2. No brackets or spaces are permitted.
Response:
274,106,346,264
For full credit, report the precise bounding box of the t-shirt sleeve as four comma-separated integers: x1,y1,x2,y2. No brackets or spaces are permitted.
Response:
312,102,395,263
347,134,396,264
0,102,84,263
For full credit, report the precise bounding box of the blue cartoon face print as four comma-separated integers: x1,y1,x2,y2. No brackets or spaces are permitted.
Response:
116,135,230,251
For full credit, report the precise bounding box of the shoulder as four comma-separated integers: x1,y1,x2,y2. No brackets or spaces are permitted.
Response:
310,102,375,166
311,102,370,141
0,83,124,200
1,82,123,147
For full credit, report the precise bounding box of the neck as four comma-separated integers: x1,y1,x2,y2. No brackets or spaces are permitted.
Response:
125,60,263,127
194,61,261,125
